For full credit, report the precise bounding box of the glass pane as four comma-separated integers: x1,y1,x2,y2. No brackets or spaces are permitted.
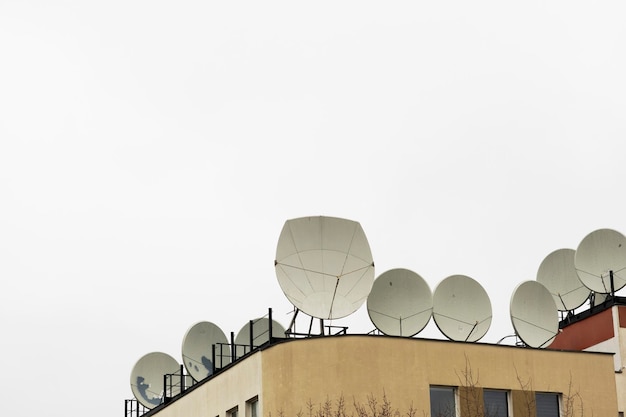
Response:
430,386,455,417
483,390,508,417
536,393,559,417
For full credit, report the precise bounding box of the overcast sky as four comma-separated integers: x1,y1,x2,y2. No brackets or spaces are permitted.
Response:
1,1,626,416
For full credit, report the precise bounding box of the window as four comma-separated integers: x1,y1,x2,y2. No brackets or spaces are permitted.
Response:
536,393,559,417
430,386,456,417
483,390,508,417
228,406,239,417
247,396,259,417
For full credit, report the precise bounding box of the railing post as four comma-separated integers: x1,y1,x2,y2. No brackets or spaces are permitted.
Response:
180,364,185,392
163,373,167,403
231,331,235,362
249,319,254,352
269,308,273,342
212,343,216,373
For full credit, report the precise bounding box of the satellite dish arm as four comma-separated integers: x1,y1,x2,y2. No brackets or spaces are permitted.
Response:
287,308,299,336
538,330,560,348
464,321,478,342
496,334,518,344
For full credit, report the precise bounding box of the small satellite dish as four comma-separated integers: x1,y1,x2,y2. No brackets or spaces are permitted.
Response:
274,216,375,319
234,318,287,357
510,281,558,348
432,275,492,342
574,228,626,294
181,321,230,382
367,268,432,336
130,352,180,409
536,248,590,311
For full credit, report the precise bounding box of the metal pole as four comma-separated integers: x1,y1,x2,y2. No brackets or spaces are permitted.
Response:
212,344,216,373
231,331,235,362
163,374,167,403
180,364,185,392
287,308,299,336
611,270,615,296
249,319,254,352
269,307,273,342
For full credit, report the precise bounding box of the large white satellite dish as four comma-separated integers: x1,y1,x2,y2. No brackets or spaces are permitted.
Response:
130,352,180,409
537,248,590,311
274,216,375,319
510,281,558,348
235,318,286,357
575,228,626,294
432,274,492,342
181,321,230,382
367,268,432,336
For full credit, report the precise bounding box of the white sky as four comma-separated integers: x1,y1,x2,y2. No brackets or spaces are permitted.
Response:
1,1,625,416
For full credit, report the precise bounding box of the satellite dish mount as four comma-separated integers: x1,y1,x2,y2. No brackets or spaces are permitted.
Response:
286,307,323,336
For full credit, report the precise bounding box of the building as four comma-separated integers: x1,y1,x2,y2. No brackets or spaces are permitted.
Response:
128,330,619,417
125,222,626,417
549,296,626,415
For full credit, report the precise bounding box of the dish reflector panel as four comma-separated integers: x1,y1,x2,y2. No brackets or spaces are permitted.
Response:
432,275,492,342
510,281,558,348
130,352,180,409
275,216,375,319
575,228,626,294
235,318,286,357
537,248,590,311
181,321,230,382
367,268,432,336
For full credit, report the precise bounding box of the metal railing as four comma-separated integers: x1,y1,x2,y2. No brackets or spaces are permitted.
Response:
125,399,150,417
164,365,196,403
124,308,282,417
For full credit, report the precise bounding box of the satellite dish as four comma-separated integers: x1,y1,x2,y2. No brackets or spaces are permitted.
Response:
235,318,287,357
536,248,590,311
130,352,180,409
367,268,432,336
575,228,626,294
510,281,558,348
181,321,230,382
432,274,492,342
274,216,375,319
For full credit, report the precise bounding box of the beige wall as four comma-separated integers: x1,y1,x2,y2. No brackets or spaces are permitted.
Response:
261,336,618,417
154,351,263,417
617,325,626,414
149,335,618,417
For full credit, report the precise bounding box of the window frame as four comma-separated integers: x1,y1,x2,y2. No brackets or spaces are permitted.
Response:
429,385,458,417
535,392,560,417
482,389,510,417
246,396,259,417
227,405,239,417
